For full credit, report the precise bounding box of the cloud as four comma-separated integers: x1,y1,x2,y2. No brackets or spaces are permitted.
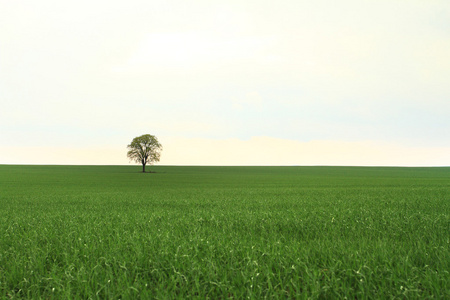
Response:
232,92,263,111
0,146,125,165
159,137,450,166
121,33,276,68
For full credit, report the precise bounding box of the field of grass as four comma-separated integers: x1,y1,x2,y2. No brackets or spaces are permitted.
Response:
0,165,449,298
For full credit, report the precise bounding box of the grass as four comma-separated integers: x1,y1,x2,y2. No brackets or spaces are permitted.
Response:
0,165,449,298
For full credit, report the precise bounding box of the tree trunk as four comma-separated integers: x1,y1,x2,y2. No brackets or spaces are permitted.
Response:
142,163,146,173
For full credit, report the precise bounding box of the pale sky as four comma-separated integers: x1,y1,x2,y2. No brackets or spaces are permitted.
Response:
1,0,449,166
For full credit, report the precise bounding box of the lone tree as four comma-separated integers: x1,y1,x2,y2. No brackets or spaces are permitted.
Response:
127,134,162,173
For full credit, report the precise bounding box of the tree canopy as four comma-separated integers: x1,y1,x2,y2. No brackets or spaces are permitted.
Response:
127,134,162,172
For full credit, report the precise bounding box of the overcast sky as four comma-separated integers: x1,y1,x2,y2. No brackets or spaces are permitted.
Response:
1,0,449,166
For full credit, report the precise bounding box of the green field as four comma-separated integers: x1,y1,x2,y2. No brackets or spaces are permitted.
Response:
0,165,449,298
